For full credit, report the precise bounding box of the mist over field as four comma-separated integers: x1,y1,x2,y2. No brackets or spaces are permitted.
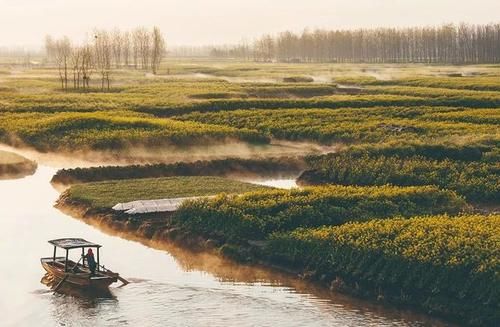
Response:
1,1,499,326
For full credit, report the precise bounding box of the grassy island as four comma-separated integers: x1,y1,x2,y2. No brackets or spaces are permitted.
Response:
0,150,37,179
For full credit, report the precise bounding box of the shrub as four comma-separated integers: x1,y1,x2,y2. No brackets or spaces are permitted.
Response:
283,76,314,83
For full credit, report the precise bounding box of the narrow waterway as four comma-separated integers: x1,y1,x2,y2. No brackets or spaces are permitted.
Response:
0,162,454,326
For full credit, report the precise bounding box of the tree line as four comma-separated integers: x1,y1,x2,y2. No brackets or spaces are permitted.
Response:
208,23,500,64
45,27,166,91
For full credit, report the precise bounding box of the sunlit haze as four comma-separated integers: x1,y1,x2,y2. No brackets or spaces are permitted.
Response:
1,0,499,48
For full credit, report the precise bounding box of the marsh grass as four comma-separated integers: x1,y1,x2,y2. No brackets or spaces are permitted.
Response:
0,150,30,165
65,176,269,209
0,61,498,153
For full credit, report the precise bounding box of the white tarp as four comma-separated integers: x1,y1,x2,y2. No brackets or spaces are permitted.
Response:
112,196,215,215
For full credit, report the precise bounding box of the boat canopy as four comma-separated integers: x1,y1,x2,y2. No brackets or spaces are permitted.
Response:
49,238,102,250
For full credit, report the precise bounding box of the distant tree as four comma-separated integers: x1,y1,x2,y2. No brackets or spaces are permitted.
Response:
94,30,112,90
111,29,123,68
138,27,151,69
81,44,94,90
70,45,82,89
54,37,71,90
151,26,166,74
132,28,141,69
44,26,167,91
44,35,56,63
122,31,131,67
209,23,500,64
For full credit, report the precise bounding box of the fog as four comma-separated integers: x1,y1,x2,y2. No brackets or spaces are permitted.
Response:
1,0,499,48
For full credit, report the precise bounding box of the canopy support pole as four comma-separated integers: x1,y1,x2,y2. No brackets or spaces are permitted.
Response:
97,247,100,272
53,246,56,262
64,250,68,272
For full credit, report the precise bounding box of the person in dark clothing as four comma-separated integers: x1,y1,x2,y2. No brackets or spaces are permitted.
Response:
84,248,97,275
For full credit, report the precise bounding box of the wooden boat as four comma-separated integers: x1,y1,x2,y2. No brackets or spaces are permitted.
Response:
41,238,127,291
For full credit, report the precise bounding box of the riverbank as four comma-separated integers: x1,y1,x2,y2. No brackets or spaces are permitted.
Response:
54,182,490,325
52,195,456,327
5,165,449,327
0,150,37,179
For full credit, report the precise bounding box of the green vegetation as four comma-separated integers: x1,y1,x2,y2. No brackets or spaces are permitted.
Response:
0,111,267,150
0,62,498,152
176,106,498,144
63,176,268,209
174,185,466,241
267,214,500,326
334,75,500,91
283,76,314,83
52,157,306,185
4,61,500,324
0,150,30,165
299,144,500,203
310,141,494,161
0,150,37,178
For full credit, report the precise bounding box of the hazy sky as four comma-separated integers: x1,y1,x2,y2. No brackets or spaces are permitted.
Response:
1,0,499,48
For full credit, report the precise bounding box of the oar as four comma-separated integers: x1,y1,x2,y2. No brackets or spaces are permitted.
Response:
99,264,130,285
53,256,83,294
116,275,130,285
70,256,83,271
53,274,69,293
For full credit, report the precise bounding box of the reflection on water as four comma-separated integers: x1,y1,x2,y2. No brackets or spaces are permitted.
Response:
0,163,454,327
40,273,116,299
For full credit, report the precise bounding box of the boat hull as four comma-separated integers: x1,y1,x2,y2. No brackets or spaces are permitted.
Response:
41,257,118,290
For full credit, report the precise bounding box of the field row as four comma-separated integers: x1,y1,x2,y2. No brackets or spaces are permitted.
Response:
334,75,500,91
267,214,499,326
174,185,465,241
300,148,500,202
0,111,268,150
51,157,306,185
176,107,499,144
1,106,497,150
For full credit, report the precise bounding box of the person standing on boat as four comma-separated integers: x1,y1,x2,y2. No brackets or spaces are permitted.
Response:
84,248,97,276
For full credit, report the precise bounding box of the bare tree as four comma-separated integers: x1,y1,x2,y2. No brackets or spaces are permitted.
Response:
94,30,112,90
136,27,151,69
70,46,82,89
44,26,171,90
210,23,500,64
132,28,142,69
54,37,72,90
122,31,131,67
44,35,56,64
111,29,123,68
151,26,166,74
81,44,95,90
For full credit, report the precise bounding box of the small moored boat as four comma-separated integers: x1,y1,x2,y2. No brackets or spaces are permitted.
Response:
41,238,128,291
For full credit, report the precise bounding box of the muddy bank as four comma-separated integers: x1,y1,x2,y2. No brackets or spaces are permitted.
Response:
0,161,37,179
55,196,462,326
55,194,229,252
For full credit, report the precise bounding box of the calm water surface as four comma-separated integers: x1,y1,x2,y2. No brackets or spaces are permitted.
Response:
0,163,454,327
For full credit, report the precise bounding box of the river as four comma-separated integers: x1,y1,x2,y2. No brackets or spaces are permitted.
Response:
0,161,454,326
